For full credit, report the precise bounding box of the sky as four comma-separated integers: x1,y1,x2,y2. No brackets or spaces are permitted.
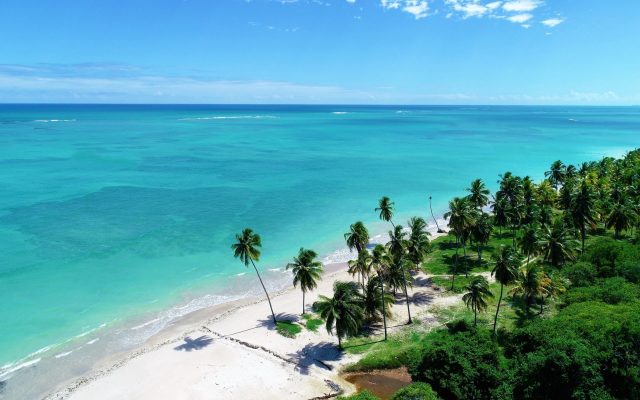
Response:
0,0,639,105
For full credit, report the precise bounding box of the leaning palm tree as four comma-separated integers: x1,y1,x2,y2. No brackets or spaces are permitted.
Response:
316,281,364,349
537,221,579,267
462,275,494,327
344,221,370,255
362,275,393,322
376,196,395,227
444,197,477,289
491,246,520,333
606,200,638,238
386,224,414,324
570,179,598,253
231,228,277,324
509,265,547,316
286,248,324,315
370,244,392,340
467,178,490,211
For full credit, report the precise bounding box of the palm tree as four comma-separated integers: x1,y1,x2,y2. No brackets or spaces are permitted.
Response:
570,179,598,253
444,197,477,288
407,217,431,271
376,196,395,227
606,200,638,238
539,272,567,315
518,224,540,264
370,244,391,340
545,160,566,190
316,281,364,349
492,194,509,236
462,275,494,327
471,213,493,264
231,228,277,324
344,221,370,255
538,221,579,267
491,246,520,333
509,265,547,316
286,248,324,315
467,178,490,211
348,250,372,290
429,195,445,233
362,275,393,322
536,180,557,209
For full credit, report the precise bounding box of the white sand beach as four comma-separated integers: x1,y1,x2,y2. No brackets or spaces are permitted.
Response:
47,232,458,400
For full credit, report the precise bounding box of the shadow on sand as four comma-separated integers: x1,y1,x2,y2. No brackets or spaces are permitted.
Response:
173,335,214,351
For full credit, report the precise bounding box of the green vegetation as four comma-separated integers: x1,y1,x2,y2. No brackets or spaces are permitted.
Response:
338,390,380,400
275,321,302,338
302,313,324,332
286,247,323,315
390,382,438,400
338,150,640,399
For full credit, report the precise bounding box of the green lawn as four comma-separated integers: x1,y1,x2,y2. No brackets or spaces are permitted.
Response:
302,313,324,332
276,321,302,338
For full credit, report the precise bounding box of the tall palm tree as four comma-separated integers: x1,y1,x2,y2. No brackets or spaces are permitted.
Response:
538,221,579,267
376,196,395,227
286,248,324,315
407,217,431,271
606,200,638,238
348,250,372,290
492,194,509,236
231,228,277,324
491,246,520,333
570,179,598,253
370,244,391,340
362,275,393,322
545,160,566,191
471,213,493,264
535,180,557,209
444,197,477,289
386,225,414,322
344,221,370,255
316,281,364,349
467,178,490,211
509,265,547,316
518,224,540,264
462,275,494,327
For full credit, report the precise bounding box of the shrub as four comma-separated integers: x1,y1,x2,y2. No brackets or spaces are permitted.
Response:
617,260,640,283
411,329,505,400
562,261,597,287
391,382,439,400
338,390,380,400
562,278,639,305
586,238,623,277
275,321,302,338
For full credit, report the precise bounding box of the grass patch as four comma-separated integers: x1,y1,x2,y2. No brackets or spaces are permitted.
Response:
302,313,324,332
430,275,475,293
276,321,302,338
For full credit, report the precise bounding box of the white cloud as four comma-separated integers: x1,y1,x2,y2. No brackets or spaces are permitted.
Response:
541,18,564,27
507,13,533,23
402,1,429,19
502,0,542,12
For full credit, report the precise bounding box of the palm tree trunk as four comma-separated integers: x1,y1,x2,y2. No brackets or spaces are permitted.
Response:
402,273,412,324
477,245,482,265
451,236,459,290
581,224,586,253
463,243,468,277
493,284,503,334
429,196,442,233
380,275,388,340
338,334,342,350
302,290,305,315
474,306,477,327
250,259,277,324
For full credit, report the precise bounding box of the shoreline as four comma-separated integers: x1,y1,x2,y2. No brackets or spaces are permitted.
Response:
43,225,448,400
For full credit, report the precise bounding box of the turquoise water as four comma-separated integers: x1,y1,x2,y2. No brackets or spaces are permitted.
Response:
0,105,638,397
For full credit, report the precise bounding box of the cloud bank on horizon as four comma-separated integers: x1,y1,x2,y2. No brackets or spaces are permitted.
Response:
0,0,638,105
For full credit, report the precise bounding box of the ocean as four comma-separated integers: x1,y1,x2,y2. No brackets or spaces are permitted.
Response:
0,104,638,398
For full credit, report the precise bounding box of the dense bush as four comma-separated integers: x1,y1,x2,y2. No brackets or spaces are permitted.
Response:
505,301,640,399
390,383,439,400
411,326,506,400
562,277,639,305
562,261,598,286
338,390,380,400
586,237,624,277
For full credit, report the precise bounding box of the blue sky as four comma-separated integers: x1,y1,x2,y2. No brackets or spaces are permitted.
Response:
0,0,639,104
